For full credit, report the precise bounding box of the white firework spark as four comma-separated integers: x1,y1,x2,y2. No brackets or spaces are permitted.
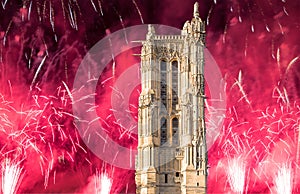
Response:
274,164,293,194
227,157,246,194
1,158,24,194
94,171,112,194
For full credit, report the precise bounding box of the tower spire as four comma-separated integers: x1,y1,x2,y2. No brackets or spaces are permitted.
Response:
193,2,200,18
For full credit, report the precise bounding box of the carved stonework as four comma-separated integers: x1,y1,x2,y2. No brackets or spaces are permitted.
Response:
136,2,207,194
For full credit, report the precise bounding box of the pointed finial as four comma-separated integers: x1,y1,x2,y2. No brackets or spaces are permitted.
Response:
193,2,199,18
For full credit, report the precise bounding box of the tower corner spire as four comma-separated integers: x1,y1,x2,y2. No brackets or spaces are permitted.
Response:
193,2,200,18
146,24,156,40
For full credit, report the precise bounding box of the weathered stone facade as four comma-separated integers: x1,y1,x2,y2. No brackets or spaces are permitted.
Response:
135,3,207,194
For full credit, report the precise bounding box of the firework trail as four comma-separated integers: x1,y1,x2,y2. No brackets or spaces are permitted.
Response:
95,171,112,194
209,70,300,193
226,157,246,194
274,164,293,194
1,158,24,194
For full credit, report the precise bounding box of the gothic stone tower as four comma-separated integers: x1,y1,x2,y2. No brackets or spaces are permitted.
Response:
135,2,207,194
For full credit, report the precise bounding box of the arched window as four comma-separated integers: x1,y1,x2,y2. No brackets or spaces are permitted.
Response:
160,117,167,144
171,61,178,110
161,59,167,72
172,117,178,144
160,60,167,109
